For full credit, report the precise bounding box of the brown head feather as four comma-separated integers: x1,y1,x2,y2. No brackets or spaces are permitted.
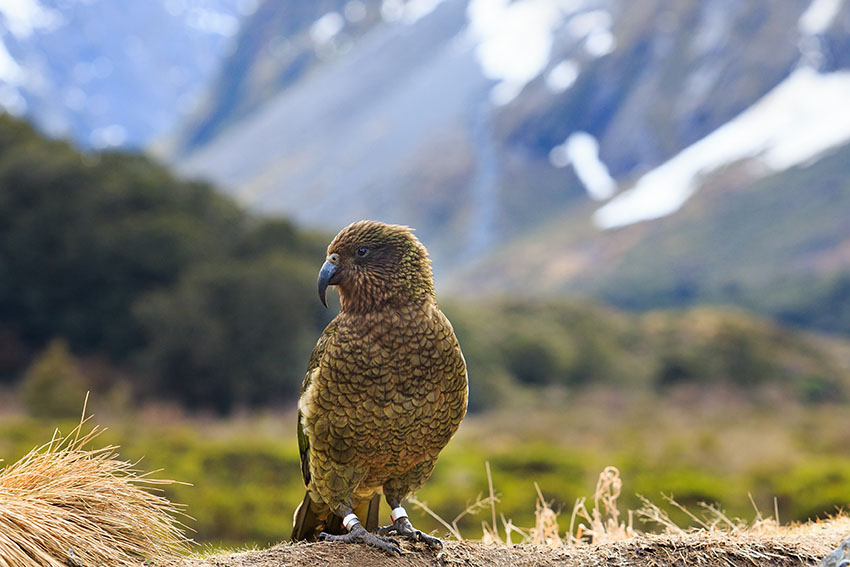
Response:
325,220,434,313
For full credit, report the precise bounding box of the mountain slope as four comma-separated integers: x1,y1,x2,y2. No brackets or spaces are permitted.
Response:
177,0,498,268
173,0,850,320
447,140,850,307
170,0,386,152
0,0,252,148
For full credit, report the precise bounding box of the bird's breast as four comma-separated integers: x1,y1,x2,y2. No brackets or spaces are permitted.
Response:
314,304,466,445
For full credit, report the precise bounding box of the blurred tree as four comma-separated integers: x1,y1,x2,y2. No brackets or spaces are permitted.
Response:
777,272,850,336
19,339,88,418
0,116,330,392
503,336,559,386
134,254,329,412
656,351,700,387
236,217,327,260
707,321,775,387
0,116,244,358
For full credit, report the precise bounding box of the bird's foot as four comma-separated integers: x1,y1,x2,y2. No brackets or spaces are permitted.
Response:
319,523,401,555
376,515,443,549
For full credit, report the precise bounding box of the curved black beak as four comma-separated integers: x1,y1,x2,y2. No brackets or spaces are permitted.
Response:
317,260,339,308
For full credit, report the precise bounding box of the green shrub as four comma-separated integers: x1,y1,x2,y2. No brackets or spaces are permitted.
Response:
18,339,88,418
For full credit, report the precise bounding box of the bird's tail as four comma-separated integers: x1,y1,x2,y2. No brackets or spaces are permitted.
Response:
291,492,381,541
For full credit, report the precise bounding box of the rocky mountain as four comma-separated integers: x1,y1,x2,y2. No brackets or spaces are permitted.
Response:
0,0,255,148
445,0,850,331
175,0,495,268
12,0,848,329
169,0,388,152
172,0,850,319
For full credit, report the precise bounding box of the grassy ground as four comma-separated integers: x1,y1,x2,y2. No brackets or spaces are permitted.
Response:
1,388,849,551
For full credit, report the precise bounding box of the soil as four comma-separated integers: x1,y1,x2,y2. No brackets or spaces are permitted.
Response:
162,519,849,567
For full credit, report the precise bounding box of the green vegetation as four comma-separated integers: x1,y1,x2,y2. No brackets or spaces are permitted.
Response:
18,339,89,418
134,253,323,412
0,115,329,412
2,395,848,549
446,300,850,411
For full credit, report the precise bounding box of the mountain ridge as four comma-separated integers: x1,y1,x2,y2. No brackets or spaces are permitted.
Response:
5,0,850,325
0,0,253,148
173,0,850,312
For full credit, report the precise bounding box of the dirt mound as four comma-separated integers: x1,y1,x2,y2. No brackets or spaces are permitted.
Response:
164,518,849,567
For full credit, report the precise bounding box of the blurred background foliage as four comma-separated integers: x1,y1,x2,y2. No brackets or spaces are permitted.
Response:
2,109,848,414
2,397,850,548
0,115,330,412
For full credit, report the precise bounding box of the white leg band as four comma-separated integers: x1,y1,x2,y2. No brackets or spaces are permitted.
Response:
342,513,360,531
391,506,408,522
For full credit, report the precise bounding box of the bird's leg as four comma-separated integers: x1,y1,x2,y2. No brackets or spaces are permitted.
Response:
319,509,402,555
375,500,443,549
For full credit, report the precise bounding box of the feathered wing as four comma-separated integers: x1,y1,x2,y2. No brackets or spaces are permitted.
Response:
297,319,337,487
292,320,335,540
293,320,381,540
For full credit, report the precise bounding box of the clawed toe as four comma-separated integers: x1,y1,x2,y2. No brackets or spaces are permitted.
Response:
376,517,443,549
319,524,402,555
416,530,443,549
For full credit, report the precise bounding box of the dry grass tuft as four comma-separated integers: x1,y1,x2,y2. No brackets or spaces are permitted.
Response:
410,464,637,548
637,491,786,537
409,461,850,566
0,408,190,567
567,465,635,545
408,462,500,542
531,482,561,546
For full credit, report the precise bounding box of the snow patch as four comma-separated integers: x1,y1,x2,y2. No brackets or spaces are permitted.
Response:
380,0,404,21
344,0,367,23
0,0,62,39
584,29,615,57
565,9,611,37
799,0,843,36
164,0,243,34
565,9,616,57
0,39,23,84
759,69,850,170
593,67,850,229
545,59,579,93
381,0,447,24
0,84,25,116
550,132,616,201
467,0,596,105
310,12,345,45
186,8,239,36
90,124,128,149
402,0,447,24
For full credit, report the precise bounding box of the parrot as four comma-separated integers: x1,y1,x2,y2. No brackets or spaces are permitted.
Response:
291,220,468,554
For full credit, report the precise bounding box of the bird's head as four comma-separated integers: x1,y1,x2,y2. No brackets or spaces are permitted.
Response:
318,220,434,313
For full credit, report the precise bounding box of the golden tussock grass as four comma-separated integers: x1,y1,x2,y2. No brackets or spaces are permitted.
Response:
0,403,190,567
410,462,850,559
410,463,635,547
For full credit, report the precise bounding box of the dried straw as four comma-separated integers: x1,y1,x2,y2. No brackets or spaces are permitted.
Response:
0,411,190,567
569,466,634,545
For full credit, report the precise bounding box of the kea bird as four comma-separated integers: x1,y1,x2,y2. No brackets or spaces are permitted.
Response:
291,220,468,554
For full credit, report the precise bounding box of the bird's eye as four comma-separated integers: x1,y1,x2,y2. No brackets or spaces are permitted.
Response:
356,247,369,257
